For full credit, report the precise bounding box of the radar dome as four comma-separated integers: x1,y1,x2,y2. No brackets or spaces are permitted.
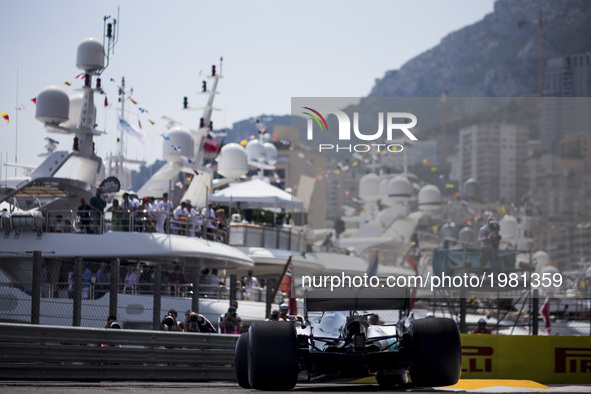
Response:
499,214,518,239
162,127,194,163
462,178,480,201
385,176,412,202
35,86,70,125
76,38,104,72
378,178,390,197
218,143,248,179
533,251,551,272
418,184,441,211
358,173,380,202
459,227,476,244
263,142,277,165
245,139,266,163
62,94,96,129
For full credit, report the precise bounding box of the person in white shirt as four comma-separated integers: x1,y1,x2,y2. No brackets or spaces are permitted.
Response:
157,193,172,213
201,202,216,239
173,201,188,220
186,201,203,237
205,268,223,297
243,270,260,301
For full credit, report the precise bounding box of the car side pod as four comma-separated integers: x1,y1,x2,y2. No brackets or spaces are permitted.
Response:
408,317,462,387
247,321,298,390
234,332,250,389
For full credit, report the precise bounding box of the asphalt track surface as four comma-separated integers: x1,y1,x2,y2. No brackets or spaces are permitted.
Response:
0,381,590,394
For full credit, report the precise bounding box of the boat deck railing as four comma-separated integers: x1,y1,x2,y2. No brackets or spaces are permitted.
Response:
7,279,275,304
2,209,306,251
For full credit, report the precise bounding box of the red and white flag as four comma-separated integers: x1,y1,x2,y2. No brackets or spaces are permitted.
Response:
540,296,551,334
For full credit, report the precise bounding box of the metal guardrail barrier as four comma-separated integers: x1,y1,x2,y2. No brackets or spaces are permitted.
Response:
0,322,238,381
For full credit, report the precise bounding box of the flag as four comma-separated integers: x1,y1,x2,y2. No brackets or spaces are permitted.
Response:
497,206,506,214
193,169,199,176
117,116,144,140
148,119,155,125
104,97,108,107
540,296,551,334
175,181,183,189
366,250,379,277
445,183,455,189
171,144,181,152
161,134,171,141
128,97,138,105
15,105,25,111
31,97,37,104
215,138,225,156
109,78,115,82
75,73,86,79
138,107,148,113
0,113,8,124
279,261,292,294
63,81,72,86
138,119,142,129
203,133,218,152
181,156,193,164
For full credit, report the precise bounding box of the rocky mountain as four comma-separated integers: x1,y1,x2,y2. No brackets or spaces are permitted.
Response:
369,0,591,98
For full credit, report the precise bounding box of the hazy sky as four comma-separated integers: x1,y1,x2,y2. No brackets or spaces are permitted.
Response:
0,0,495,174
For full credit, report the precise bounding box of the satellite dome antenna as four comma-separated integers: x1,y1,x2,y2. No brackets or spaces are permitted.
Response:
36,9,120,163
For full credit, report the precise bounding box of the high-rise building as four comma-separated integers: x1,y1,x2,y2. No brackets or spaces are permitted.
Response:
542,53,591,147
458,123,528,204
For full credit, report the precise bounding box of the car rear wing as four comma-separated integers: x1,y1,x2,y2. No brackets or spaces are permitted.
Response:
304,287,410,313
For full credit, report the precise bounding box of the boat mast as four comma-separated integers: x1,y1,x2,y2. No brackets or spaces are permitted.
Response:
192,58,223,166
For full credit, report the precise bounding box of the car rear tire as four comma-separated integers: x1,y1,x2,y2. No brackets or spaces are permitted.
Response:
409,317,461,387
248,321,298,390
234,332,250,388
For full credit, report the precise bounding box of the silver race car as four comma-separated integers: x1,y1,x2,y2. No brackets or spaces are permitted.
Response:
234,287,461,390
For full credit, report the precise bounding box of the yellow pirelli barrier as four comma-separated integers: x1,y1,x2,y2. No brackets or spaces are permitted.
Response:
460,334,591,384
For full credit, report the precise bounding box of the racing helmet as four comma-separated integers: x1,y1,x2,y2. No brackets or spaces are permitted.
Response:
279,303,289,313
478,318,487,325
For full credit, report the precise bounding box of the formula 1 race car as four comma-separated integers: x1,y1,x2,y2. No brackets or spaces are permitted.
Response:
234,287,461,390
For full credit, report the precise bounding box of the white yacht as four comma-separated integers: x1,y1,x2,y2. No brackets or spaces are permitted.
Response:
0,24,257,328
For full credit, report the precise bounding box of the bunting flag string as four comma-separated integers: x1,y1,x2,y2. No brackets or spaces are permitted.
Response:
0,113,9,124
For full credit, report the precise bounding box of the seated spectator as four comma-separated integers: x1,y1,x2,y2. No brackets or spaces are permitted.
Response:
184,310,217,333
